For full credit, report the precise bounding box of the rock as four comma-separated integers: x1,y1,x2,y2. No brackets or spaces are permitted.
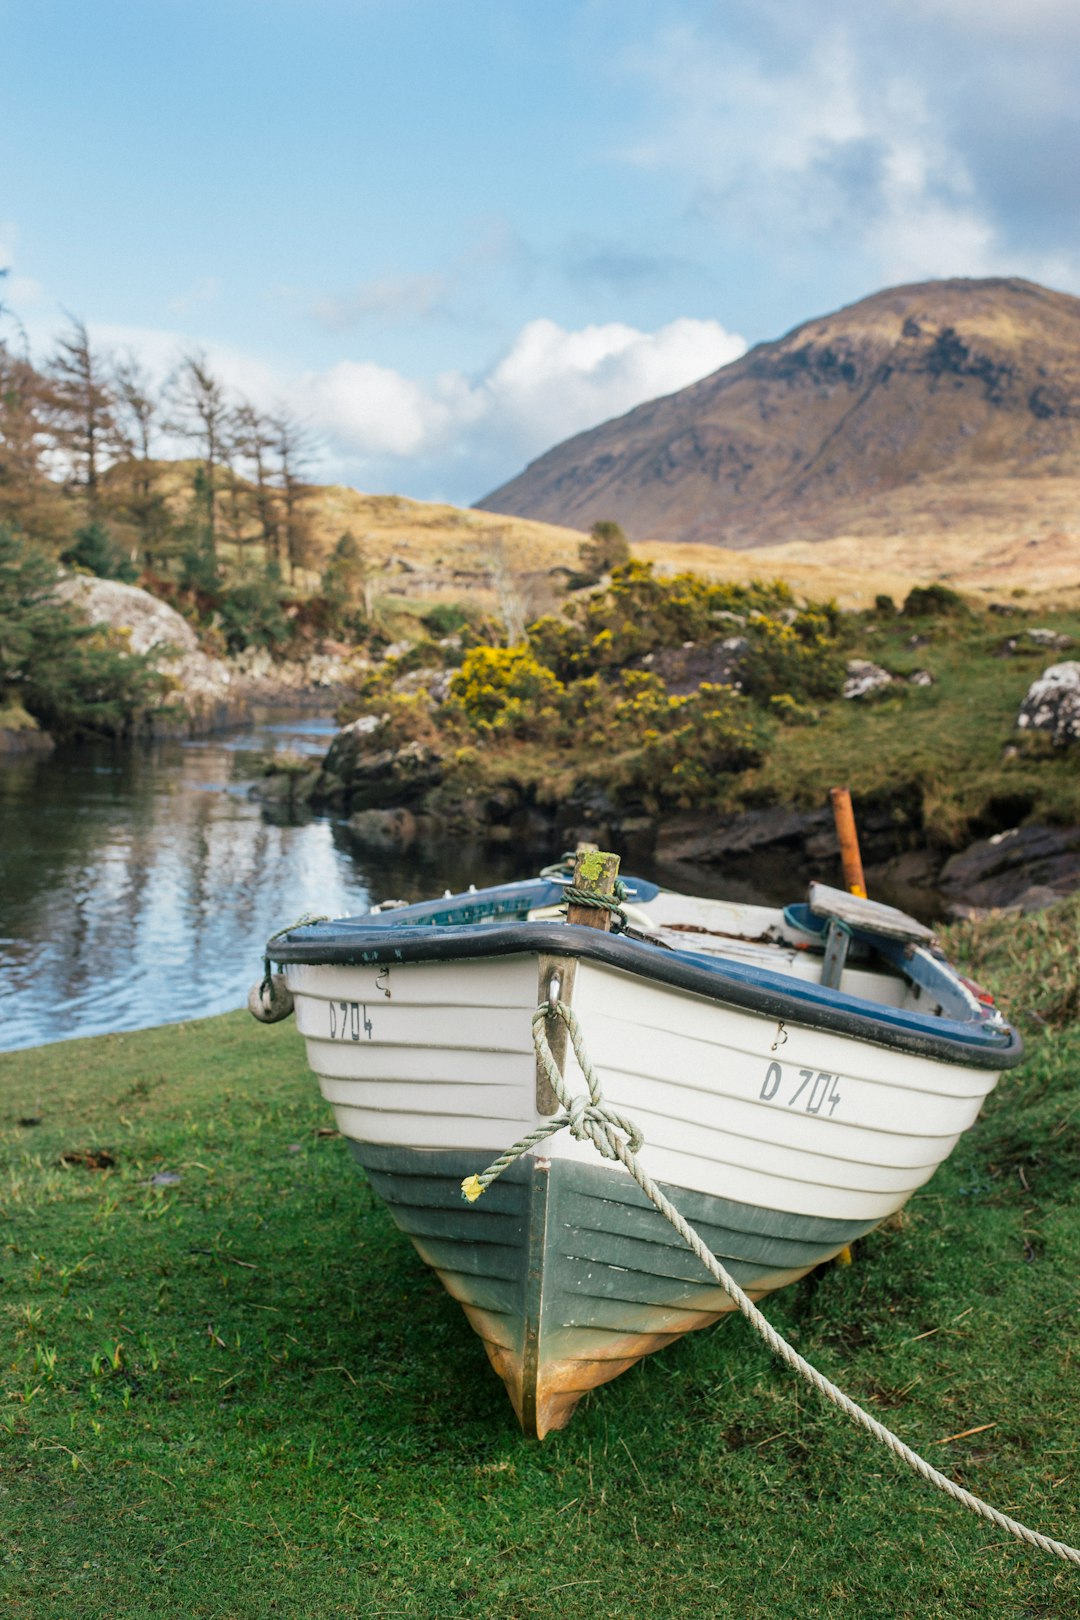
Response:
633,637,746,696
346,807,419,850
1027,628,1074,650
52,574,358,734
1016,661,1080,745
0,704,55,757
313,732,445,813
939,823,1080,910
843,659,893,699
908,669,935,686
655,804,833,866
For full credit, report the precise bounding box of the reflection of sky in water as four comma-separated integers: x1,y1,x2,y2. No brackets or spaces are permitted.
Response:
0,709,836,1054
0,714,380,1052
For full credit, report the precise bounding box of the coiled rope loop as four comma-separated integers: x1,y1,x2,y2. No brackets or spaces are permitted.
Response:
462,999,1080,1568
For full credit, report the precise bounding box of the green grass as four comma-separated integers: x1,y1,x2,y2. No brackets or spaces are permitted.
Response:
2,903,1079,1619
725,608,1080,842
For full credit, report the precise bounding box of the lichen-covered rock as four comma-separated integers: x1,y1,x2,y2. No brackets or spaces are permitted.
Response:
843,659,893,699
52,574,357,733
54,574,242,730
1027,628,1074,650
1016,661,1080,745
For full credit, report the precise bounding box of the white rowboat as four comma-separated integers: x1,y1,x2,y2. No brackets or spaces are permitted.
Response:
257,871,1021,1437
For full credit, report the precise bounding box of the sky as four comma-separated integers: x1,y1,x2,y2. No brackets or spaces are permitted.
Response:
2,0,1079,507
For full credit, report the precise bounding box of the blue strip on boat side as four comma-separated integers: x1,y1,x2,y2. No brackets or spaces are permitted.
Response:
269,912,1023,1070
326,876,660,931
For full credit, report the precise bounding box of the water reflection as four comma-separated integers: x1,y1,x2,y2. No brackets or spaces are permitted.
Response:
0,709,859,1054
0,713,530,1053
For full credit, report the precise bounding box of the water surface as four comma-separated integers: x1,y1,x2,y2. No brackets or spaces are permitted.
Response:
0,713,528,1052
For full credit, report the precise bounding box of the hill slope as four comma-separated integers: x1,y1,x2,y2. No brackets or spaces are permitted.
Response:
475,277,1080,551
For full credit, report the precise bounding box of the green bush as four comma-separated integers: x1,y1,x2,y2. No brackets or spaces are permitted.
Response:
628,684,765,805
216,574,292,654
0,527,164,736
739,606,848,702
903,583,969,618
60,521,139,583
422,602,471,637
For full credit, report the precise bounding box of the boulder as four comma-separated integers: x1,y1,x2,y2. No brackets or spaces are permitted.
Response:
939,823,1080,911
843,659,893,699
313,733,445,813
1016,661,1080,745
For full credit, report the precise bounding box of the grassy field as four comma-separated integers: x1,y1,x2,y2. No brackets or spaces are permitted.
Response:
2,903,1078,1619
727,604,1080,842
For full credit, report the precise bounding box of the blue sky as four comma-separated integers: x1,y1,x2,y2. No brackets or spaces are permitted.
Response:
3,0,1079,505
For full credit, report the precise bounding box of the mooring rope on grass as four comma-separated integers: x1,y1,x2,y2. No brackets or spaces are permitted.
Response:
462,999,1080,1568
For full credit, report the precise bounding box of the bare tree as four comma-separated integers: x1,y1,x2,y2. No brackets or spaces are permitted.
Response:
47,316,117,512
232,400,281,570
487,533,527,645
166,349,230,554
268,408,318,584
113,353,169,566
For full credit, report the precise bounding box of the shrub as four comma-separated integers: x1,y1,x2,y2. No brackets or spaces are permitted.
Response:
629,684,765,805
0,527,164,736
739,606,848,702
422,602,471,637
446,646,566,739
216,575,292,654
60,522,139,583
576,520,631,584
902,583,969,618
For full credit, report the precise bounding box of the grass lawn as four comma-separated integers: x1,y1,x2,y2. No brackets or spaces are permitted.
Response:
1,902,1078,1618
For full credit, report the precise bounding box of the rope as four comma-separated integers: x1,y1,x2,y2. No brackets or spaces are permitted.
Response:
463,1000,1080,1568
261,912,329,989
561,881,629,930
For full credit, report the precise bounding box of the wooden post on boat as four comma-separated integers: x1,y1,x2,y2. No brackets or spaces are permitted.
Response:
830,786,867,898
567,849,621,931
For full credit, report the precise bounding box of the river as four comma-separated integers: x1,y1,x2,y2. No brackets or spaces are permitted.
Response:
0,711,850,1054
0,713,540,1052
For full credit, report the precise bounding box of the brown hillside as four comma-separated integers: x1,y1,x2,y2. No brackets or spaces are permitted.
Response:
475,278,1080,554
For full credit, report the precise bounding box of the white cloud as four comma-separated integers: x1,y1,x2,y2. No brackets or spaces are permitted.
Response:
298,314,745,493
616,14,1080,293
480,315,745,446
902,0,1080,36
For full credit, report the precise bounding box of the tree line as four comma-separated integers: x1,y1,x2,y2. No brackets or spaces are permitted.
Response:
0,282,319,587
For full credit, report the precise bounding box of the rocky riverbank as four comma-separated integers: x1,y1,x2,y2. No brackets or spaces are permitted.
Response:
251,644,1080,920
35,574,361,743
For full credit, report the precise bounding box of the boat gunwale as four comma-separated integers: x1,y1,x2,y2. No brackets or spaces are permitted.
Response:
274,918,1023,1071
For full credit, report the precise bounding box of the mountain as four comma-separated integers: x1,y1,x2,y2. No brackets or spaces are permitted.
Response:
475,278,1080,550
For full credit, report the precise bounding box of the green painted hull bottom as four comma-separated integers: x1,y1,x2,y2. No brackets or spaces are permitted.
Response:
350,1142,876,1437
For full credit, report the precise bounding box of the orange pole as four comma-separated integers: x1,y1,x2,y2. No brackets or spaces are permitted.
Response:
829,786,866,897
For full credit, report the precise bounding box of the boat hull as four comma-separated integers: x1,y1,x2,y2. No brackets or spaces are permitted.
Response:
283,944,1005,1433
354,1141,876,1436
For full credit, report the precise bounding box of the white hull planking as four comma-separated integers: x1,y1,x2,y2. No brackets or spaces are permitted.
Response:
286,949,1001,1227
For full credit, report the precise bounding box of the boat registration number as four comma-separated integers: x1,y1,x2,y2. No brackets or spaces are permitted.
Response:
760,1061,842,1116
328,1001,373,1041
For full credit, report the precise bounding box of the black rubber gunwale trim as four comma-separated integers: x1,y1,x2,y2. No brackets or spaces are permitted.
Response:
270,918,1023,1070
